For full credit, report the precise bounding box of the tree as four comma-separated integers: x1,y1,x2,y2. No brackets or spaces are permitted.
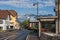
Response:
22,20,29,29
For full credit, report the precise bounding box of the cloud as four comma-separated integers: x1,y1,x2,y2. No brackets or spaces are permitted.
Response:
0,1,36,8
39,0,55,7
0,0,55,8
38,11,55,15
44,1,55,6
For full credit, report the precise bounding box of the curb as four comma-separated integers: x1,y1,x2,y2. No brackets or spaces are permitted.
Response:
26,34,30,40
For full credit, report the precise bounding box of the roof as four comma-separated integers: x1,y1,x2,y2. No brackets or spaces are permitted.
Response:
8,10,17,17
0,10,9,19
30,20,39,23
37,16,57,22
38,16,58,19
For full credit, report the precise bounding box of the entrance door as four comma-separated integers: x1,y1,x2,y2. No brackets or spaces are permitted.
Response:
10,26,13,29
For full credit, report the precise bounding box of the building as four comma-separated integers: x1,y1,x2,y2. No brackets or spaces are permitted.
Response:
8,10,19,29
29,19,38,29
15,20,21,29
0,10,20,30
0,10,10,30
28,17,38,29
37,0,60,37
38,16,58,37
55,0,60,33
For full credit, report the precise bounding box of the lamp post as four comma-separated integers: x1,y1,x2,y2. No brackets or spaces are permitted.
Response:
33,2,41,37
33,2,38,18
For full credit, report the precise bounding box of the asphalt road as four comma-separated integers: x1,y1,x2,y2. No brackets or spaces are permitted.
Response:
14,29,30,40
0,29,30,40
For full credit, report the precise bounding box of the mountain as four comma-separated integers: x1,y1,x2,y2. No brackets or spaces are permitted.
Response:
39,14,53,17
18,14,54,22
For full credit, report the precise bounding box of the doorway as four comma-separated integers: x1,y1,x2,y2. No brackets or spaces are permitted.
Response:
10,26,13,29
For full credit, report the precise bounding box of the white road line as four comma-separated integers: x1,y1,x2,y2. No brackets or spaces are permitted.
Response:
0,34,17,40
26,34,30,40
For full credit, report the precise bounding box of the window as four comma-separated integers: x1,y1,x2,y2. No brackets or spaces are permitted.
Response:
9,15,11,20
0,20,3,24
41,21,56,33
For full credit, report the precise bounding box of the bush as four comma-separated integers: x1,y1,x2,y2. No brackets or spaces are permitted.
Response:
0,27,2,31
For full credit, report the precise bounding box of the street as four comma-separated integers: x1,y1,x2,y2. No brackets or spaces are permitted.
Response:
0,29,30,40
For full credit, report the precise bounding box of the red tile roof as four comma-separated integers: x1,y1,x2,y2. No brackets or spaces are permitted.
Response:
8,10,17,17
0,10,9,19
0,10,17,19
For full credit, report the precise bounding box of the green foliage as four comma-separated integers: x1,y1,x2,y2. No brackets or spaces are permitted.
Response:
0,27,2,31
30,26,38,30
23,20,29,26
30,26,34,29
22,20,29,29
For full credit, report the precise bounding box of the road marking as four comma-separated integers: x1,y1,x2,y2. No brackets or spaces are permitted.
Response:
0,34,17,40
26,34,30,40
0,31,24,40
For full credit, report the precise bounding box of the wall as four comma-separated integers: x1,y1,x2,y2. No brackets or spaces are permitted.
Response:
55,0,60,33
10,15,17,29
0,15,10,30
40,32,60,40
0,20,6,30
15,21,20,29
10,15,16,22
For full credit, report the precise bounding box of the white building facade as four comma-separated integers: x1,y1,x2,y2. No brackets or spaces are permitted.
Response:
0,10,10,30
0,15,10,30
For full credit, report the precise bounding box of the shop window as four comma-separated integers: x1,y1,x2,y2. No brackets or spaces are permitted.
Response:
41,21,56,33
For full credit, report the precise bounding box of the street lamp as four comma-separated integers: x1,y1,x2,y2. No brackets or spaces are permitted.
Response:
33,2,38,18
33,2,41,37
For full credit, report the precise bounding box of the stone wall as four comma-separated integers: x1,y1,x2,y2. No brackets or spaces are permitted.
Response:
40,33,60,40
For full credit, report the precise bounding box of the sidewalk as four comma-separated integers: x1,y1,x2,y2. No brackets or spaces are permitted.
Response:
26,32,39,40
29,35,39,40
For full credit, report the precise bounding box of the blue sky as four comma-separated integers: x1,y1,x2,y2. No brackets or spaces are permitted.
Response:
0,0,55,18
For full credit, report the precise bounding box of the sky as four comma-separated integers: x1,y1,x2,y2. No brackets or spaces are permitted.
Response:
0,0,55,18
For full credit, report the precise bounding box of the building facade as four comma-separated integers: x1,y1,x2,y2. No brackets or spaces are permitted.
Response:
29,20,39,29
0,10,20,30
55,0,60,33
15,21,21,29
0,10,10,30
8,10,19,29
38,16,58,37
